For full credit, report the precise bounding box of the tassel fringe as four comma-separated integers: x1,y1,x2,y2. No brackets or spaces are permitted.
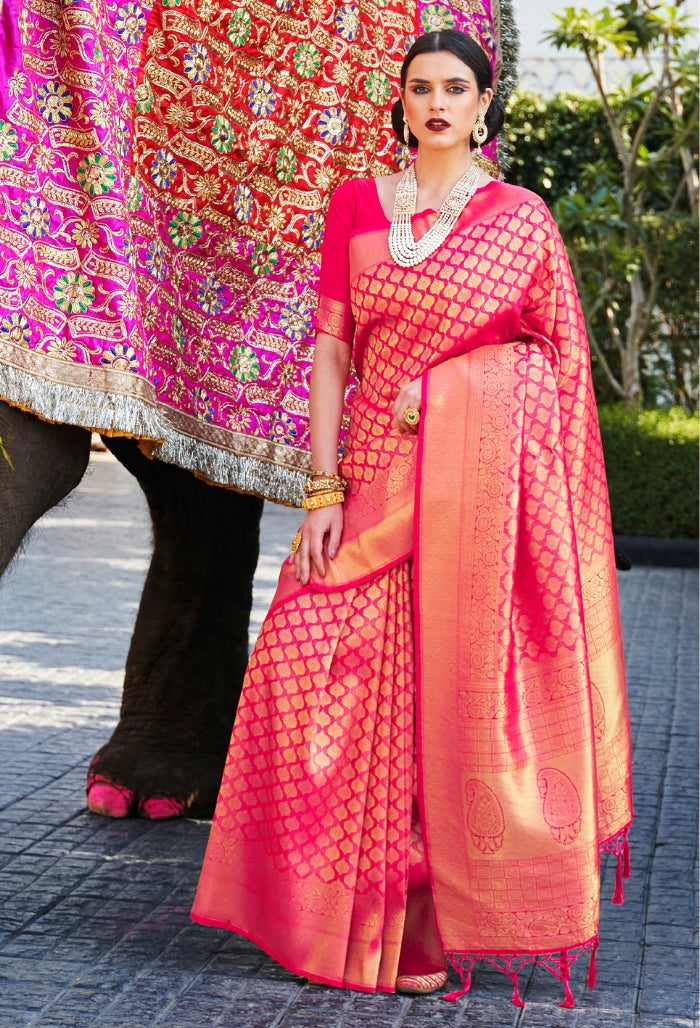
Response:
443,830,631,1006
612,854,625,904
558,953,575,1008
587,942,598,989
153,431,308,505
510,974,525,1008
603,825,632,905
444,962,472,1003
446,940,597,1009
443,988,469,1003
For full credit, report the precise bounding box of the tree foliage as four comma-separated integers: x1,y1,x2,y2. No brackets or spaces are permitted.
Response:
507,1,698,409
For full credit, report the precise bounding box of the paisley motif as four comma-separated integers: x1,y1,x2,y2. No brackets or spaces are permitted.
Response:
465,778,505,853
536,767,583,845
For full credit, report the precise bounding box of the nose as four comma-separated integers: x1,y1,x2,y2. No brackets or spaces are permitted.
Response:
429,89,446,112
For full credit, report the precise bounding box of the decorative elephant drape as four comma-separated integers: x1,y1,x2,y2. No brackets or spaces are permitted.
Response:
0,0,514,500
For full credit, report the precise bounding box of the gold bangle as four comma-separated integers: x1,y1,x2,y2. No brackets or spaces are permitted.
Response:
304,475,348,495
307,471,347,484
301,490,345,510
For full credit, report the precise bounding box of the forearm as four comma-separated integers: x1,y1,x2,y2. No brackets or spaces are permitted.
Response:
309,332,351,473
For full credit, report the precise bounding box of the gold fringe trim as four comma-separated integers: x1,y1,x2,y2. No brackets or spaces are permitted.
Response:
0,364,308,506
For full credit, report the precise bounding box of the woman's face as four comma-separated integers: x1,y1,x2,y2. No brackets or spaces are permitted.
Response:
400,50,492,153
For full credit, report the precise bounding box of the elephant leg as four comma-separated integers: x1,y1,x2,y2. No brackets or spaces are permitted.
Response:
86,436,263,819
0,401,91,576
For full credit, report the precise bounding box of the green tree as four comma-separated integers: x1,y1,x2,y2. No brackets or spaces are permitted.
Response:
506,88,699,409
643,213,699,409
542,0,698,407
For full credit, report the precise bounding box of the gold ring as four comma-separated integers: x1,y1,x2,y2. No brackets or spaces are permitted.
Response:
403,407,420,427
290,530,302,555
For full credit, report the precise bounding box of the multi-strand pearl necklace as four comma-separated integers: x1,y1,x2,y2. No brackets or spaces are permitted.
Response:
388,163,481,268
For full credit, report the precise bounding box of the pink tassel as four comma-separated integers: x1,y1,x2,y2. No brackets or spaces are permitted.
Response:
612,852,625,904
444,986,469,1003
559,977,576,1009
623,836,631,878
558,950,576,1008
444,967,471,1003
510,974,526,1008
587,944,598,989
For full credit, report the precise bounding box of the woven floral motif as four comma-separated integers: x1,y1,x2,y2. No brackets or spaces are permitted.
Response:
0,0,499,501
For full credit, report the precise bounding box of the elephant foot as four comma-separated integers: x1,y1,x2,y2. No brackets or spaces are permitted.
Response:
138,796,186,820
85,748,218,820
86,777,134,818
86,777,185,820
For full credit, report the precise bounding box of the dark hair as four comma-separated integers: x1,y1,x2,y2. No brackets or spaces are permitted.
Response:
390,30,504,149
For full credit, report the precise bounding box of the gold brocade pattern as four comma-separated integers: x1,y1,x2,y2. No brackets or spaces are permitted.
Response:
194,565,416,991
193,181,633,1003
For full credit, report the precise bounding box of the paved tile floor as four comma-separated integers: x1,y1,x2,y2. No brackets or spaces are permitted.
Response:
0,452,697,1028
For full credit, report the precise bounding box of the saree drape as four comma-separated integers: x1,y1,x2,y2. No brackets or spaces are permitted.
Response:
192,178,633,1003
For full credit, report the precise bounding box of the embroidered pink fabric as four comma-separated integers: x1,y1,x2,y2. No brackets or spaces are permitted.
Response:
0,0,501,501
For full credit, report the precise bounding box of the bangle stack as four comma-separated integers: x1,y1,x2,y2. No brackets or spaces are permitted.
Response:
301,471,348,511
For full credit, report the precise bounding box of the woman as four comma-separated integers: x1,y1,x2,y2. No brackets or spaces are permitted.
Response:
192,30,633,1006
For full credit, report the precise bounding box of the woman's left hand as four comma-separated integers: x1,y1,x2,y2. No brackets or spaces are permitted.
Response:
393,377,423,435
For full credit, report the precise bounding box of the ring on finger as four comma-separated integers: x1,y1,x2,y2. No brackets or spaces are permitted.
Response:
290,529,303,556
403,407,420,427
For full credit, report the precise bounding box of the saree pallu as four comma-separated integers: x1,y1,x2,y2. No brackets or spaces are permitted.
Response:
418,345,632,1005
192,179,633,1003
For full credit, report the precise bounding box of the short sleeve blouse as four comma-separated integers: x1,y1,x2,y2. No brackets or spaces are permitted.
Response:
316,177,388,346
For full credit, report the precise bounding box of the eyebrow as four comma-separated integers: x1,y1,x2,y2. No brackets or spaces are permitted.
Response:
407,76,472,84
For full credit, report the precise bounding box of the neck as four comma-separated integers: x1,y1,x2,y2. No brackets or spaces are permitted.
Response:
412,147,475,197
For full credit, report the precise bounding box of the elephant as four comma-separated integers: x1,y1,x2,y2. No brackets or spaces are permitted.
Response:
0,0,515,819
0,399,263,818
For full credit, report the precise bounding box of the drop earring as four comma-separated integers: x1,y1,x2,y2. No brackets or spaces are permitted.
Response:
472,113,488,153
403,116,410,147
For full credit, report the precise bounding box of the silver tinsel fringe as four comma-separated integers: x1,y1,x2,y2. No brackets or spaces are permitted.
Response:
0,366,308,506
153,433,308,507
0,365,165,442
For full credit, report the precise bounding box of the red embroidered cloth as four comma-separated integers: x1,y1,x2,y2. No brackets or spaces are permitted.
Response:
0,0,501,501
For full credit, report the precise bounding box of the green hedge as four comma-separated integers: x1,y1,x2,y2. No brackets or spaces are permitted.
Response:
599,405,699,538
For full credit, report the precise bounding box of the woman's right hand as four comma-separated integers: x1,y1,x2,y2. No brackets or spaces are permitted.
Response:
292,504,344,585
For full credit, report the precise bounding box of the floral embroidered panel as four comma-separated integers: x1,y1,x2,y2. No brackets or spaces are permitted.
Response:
0,0,500,502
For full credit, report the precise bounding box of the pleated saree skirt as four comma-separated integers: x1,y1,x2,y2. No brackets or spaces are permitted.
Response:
191,560,440,992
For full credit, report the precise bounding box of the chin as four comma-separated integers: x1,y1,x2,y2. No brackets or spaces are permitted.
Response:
417,133,464,150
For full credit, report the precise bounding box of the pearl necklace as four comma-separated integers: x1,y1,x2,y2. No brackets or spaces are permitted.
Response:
388,163,482,268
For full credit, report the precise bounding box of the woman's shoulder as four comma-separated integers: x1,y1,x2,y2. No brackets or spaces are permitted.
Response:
326,174,388,229
330,175,379,202
483,180,555,222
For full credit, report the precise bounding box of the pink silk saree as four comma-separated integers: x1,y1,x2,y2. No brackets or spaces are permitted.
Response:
192,178,633,1003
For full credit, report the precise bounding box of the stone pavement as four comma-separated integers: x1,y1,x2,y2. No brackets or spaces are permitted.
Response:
0,452,697,1028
